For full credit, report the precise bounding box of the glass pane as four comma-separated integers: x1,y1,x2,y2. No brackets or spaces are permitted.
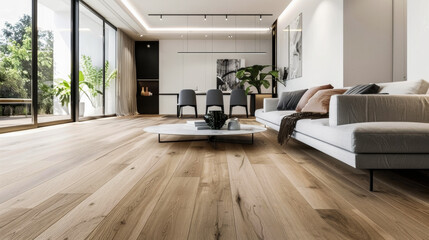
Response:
38,0,72,123
105,24,116,115
79,4,103,117
0,0,33,128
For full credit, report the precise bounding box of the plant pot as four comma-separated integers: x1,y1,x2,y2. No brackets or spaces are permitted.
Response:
79,102,85,117
204,110,228,130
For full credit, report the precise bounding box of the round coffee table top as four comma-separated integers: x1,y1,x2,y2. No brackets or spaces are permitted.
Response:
144,124,266,136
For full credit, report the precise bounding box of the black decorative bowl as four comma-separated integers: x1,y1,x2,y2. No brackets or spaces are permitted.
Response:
204,110,228,130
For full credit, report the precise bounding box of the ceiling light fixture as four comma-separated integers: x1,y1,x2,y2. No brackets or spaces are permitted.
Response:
140,34,143,37
121,0,270,33
204,15,207,21
150,27,269,33
260,15,262,21
160,15,163,20
225,15,228,21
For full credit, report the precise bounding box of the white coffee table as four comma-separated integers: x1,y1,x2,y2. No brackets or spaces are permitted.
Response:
144,124,266,145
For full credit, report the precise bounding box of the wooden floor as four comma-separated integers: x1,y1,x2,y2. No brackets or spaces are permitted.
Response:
0,116,428,240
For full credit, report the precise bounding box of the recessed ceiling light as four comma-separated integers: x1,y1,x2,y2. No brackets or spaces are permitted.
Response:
205,34,208,38
140,34,143,37
180,34,184,38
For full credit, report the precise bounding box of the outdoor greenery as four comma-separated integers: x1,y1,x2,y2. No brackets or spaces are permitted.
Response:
0,14,117,117
236,65,284,94
0,14,54,115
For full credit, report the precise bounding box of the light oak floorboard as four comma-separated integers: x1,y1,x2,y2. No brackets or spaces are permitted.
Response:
187,144,236,240
0,116,427,239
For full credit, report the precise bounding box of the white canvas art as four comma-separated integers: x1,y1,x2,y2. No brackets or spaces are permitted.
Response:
288,13,302,79
216,59,245,91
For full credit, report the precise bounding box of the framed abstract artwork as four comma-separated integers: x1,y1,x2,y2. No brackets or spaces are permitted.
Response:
287,13,302,80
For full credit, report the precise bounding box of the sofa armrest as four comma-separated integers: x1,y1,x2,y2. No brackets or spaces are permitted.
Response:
263,98,279,112
329,95,429,126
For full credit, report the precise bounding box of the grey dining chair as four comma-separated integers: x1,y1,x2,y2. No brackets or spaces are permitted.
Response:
206,89,224,114
229,89,248,118
177,89,197,118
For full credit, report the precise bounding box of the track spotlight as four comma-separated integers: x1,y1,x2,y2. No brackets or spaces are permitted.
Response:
160,15,163,21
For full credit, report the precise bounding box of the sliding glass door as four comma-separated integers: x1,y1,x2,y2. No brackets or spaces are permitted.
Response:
78,3,117,118
105,24,117,115
37,0,72,123
79,4,104,117
0,0,33,128
0,0,117,132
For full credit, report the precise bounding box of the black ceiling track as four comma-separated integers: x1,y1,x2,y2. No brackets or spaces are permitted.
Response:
148,14,273,17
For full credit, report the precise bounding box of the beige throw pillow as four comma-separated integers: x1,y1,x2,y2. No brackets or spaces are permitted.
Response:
295,84,333,112
301,89,347,114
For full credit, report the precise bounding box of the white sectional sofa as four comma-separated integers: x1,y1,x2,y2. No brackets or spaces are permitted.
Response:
256,94,429,191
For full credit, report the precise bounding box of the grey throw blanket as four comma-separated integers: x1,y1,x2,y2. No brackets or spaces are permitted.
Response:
278,112,329,145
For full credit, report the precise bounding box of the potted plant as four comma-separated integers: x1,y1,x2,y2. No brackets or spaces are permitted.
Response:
236,65,284,94
54,71,102,116
54,56,117,116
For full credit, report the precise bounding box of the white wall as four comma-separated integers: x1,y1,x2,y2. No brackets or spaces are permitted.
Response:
277,0,344,92
407,0,429,82
159,39,272,115
344,0,395,86
393,0,407,82
276,0,407,92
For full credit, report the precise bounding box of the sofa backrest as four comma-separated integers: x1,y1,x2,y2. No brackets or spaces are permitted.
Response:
329,95,429,126
377,79,429,95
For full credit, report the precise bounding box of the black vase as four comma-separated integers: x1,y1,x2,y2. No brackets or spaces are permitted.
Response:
204,110,228,130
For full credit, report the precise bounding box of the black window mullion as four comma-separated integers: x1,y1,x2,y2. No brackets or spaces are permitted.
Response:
71,0,79,121
31,0,38,126
102,21,106,116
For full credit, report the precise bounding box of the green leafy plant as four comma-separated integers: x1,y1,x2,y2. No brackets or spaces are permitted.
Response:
54,71,102,108
236,65,284,94
54,56,116,108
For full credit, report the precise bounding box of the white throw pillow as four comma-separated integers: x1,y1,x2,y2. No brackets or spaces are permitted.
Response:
378,79,429,94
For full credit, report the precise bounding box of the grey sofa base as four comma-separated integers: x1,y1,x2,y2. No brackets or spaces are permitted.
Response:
256,116,429,191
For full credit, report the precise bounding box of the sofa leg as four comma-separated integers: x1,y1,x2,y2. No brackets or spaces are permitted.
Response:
369,170,374,192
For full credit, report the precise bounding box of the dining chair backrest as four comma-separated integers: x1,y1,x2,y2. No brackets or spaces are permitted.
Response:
178,89,196,106
206,89,224,106
230,89,247,106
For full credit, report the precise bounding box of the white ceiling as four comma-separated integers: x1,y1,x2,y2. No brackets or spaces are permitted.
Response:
84,0,291,40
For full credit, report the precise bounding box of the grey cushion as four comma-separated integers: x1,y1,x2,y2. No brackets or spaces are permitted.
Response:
277,89,307,110
344,84,380,94
295,119,429,154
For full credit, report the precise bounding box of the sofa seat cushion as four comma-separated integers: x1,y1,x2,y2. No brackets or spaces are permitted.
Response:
295,119,429,154
255,109,296,126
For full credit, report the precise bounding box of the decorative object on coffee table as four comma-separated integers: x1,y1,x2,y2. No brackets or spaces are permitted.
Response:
227,118,241,130
204,110,228,130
